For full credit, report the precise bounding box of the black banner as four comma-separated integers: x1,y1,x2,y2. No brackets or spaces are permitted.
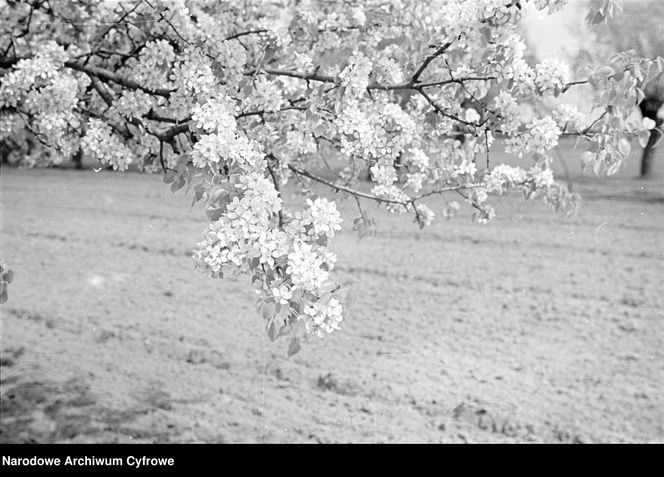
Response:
0,443,658,474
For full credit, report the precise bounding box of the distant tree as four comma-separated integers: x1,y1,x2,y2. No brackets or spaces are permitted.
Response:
580,0,664,177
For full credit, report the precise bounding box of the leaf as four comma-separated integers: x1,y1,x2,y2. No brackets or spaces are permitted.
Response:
638,130,651,148
318,292,332,306
267,321,279,342
193,184,205,203
587,74,599,88
163,171,176,184
210,187,227,202
607,160,622,176
2,269,14,283
279,303,291,319
262,302,276,321
170,175,185,193
249,257,260,271
581,150,595,165
598,66,615,77
206,208,224,221
593,158,603,176
287,338,302,357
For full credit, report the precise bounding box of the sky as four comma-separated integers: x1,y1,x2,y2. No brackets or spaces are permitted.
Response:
522,0,588,62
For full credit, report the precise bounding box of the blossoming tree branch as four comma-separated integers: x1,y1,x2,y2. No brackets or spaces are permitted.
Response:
1,0,661,353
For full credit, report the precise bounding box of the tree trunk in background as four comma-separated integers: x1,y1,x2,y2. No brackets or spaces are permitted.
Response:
639,96,663,178
1,144,8,165
641,127,662,177
72,150,83,170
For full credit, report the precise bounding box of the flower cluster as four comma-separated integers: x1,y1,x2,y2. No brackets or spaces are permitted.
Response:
193,173,345,345
535,59,570,95
527,117,562,153
437,0,516,40
405,172,425,193
191,95,237,132
336,98,416,163
286,241,334,290
191,96,265,172
370,164,398,185
286,198,343,240
169,47,217,114
374,56,404,84
408,148,430,170
132,40,176,91
371,184,411,213
415,203,435,229
245,77,284,113
492,34,535,94
528,165,555,188
112,90,153,120
0,42,66,108
484,164,528,192
194,175,285,271
505,116,561,157
0,113,20,141
494,91,522,134
554,103,587,132
81,119,135,171
213,40,247,85
336,101,383,158
303,296,344,336
339,51,373,97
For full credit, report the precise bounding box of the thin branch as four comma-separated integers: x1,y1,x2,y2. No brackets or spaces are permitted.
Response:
236,105,307,118
256,68,338,85
288,164,409,206
411,42,453,84
266,154,284,227
225,29,268,41
417,89,479,127
90,0,143,53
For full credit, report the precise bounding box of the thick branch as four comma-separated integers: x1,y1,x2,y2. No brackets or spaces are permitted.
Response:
155,122,191,142
64,61,173,97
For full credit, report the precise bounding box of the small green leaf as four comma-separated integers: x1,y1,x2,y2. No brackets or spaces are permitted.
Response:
170,175,185,193
262,302,276,321
287,338,301,357
318,292,332,306
163,171,176,184
593,158,603,176
206,208,224,221
581,150,594,165
267,321,279,342
2,269,14,283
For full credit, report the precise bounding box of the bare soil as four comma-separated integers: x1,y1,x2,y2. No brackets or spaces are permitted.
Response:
1,154,663,443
